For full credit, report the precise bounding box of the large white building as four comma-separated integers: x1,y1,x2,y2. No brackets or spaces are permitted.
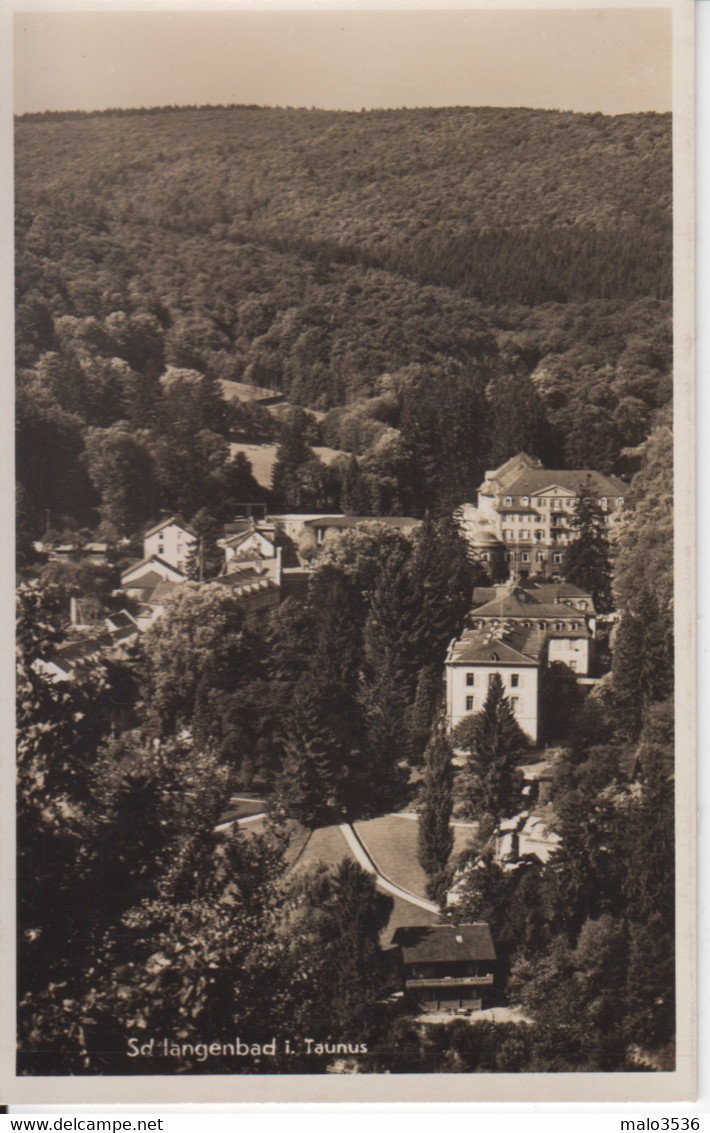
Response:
476,453,627,577
445,626,545,743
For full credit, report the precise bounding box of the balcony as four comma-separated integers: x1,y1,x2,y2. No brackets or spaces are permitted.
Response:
405,975,494,988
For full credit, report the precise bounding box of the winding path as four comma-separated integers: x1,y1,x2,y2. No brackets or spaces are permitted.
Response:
339,823,439,914
215,800,440,916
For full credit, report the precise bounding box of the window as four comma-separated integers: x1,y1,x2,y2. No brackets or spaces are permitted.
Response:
503,530,512,541
539,621,546,630
617,496,624,508
465,696,474,711
553,552,563,564
510,697,519,711
536,551,545,562
520,530,530,541
488,672,497,685
534,530,544,541
521,496,529,507
600,497,608,511
569,661,577,673
158,539,164,554
480,552,489,561
466,673,475,686
571,622,580,630
555,622,564,631
521,552,530,563
511,673,519,687
504,497,512,507
552,499,561,511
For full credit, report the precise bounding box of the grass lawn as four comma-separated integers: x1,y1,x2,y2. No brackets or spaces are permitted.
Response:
229,442,345,489
291,823,355,872
383,896,440,943
355,815,477,899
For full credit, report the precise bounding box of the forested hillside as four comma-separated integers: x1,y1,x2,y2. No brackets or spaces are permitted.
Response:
16,104,672,536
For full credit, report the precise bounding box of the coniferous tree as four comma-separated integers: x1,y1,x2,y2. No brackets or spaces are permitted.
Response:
272,676,355,826
612,589,673,737
410,514,474,668
407,663,444,766
417,721,454,902
453,672,528,825
562,479,613,612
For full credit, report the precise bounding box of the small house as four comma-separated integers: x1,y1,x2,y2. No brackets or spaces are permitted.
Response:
391,923,497,1013
143,518,196,573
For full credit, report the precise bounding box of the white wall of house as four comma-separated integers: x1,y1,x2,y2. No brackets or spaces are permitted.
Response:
144,524,196,572
547,636,590,675
224,529,276,565
446,661,539,742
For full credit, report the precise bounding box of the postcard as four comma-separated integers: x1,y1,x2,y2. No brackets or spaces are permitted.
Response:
4,0,696,1104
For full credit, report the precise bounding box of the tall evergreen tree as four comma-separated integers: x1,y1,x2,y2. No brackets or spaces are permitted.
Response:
453,672,528,824
417,722,454,902
562,478,612,612
409,514,474,668
272,676,355,826
612,588,673,737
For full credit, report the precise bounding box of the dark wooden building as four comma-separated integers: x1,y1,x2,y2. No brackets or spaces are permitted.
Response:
391,923,497,1013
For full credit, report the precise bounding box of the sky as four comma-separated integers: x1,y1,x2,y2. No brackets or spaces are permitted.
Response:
13,4,672,117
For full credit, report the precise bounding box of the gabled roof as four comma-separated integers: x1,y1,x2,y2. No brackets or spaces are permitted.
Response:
479,453,542,495
502,469,627,498
224,529,275,550
143,516,197,539
121,569,166,590
392,924,496,964
448,627,545,666
120,555,187,584
472,594,589,627
525,581,594,604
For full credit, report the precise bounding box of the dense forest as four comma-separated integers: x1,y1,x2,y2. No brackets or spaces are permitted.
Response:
16,105,672,538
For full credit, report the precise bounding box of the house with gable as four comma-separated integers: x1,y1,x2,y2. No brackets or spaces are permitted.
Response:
391,923,498,1013
445,624,546,742
143,517,197,573
476,454,627,578
467,582,594,676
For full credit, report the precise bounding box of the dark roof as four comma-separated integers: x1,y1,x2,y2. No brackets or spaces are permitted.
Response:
478,453,542,494
120,555,186,584
303,516,420,531
392,924,496,964
449,626,545,665
526,581,595,607
503,469,627,498
472,594,589,626
121,569,166,590
105,610,138,630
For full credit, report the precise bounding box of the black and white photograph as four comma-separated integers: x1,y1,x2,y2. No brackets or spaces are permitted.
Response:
7,0,695,1103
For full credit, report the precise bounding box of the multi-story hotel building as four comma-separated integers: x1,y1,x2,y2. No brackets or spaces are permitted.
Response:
476,453,627,578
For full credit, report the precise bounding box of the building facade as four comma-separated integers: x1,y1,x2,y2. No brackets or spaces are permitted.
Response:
445,626,544,742
392,924,498,1013
143,518,197,573
476,453,627,578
